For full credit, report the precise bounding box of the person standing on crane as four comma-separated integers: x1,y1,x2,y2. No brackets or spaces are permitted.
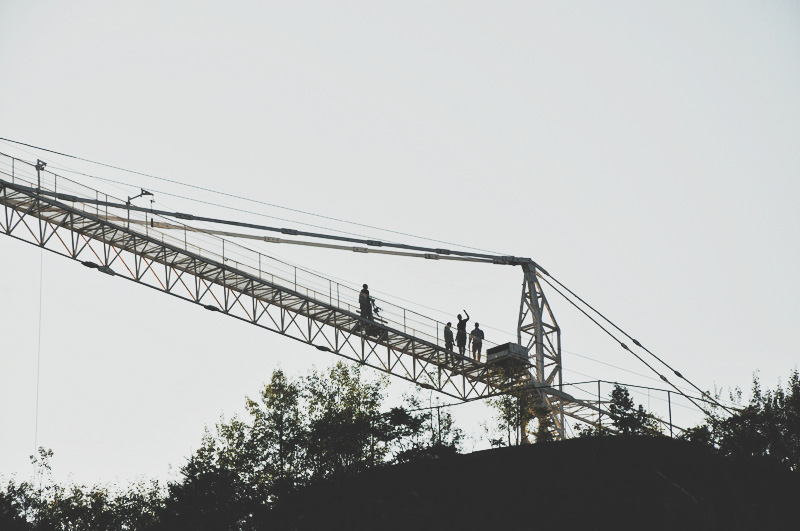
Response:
359,284,373,321
469,322,485,362
444,322,455,352
456,310,469,356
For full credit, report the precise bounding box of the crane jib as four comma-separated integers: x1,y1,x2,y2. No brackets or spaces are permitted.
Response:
2,179,534,266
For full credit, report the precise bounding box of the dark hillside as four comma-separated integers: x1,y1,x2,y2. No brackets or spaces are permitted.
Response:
272,437,799,531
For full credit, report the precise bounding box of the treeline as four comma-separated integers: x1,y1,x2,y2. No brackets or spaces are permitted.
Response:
577,370,800,472
683,369,800,471
3,365,798,529
1,362,462,531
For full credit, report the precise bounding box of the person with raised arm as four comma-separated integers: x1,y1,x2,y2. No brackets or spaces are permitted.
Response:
456,310,470,356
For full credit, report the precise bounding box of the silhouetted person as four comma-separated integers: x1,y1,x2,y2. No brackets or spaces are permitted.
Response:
444,322,454,352
470,322,485,362
359,284,373,320
456,310,469,356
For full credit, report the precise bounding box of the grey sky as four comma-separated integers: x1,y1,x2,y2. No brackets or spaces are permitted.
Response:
1,1,798,485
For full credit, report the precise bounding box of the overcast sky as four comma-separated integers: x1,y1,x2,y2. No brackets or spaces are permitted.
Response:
1,1,799,486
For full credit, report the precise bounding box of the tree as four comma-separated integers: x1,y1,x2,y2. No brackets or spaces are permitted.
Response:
488,389,534,446
1,362,468,528
246,369,305,501
390,394,463,463
608,385,662,436
157,429,254,531
0,487,27,531
575,385,661,437
533,403,555,442
688,369,800,470
488,386,565,445
303,362,391,480
1,448,163,531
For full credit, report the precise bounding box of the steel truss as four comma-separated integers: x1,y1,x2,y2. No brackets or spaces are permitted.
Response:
1,173,603,439
518,262,592,439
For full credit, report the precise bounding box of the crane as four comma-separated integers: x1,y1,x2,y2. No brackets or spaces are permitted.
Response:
0,150,633,440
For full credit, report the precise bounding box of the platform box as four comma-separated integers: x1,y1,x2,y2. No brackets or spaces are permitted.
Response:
486,342,530,363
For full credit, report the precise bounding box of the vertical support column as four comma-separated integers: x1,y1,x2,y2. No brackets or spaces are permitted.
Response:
667,391,673,438
518,261,564,440
36,160,45,191
35,160,47,246
598,380,602,431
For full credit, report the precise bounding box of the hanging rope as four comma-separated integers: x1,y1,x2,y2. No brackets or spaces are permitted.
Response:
34,247,44,461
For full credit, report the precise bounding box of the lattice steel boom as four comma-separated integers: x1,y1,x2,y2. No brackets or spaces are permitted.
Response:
0,154,604,439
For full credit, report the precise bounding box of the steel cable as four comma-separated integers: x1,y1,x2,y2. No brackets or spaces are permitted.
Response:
538,275,716,418
543,271,735,415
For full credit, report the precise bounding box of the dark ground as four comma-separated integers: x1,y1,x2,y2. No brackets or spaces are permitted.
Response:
272,437,799,531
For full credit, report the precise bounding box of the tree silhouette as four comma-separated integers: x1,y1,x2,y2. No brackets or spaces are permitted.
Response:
576,385,661,437
390,394,463,462
688,369,800,471
246,369,305,501
303,363,390,480
0,362,467,529
608,385,661,436
1,448,162,531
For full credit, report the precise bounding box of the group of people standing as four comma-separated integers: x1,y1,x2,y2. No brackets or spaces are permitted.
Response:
443,310,484,362
360,285,484,362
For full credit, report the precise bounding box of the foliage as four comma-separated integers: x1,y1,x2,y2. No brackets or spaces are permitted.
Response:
1,362,464,529
390,394,463,463
608,385,662,436
683,369,800,471
533,403,556,442
0,448,163,531
0,487,27,531
156,429,255,530
303,363,390,480
575,384,662,437
159,362,462,526
486,361,561,446
246,369,305,501
486,355,570,446
488,389,535,446
489,382,664,444
488,389,562,446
